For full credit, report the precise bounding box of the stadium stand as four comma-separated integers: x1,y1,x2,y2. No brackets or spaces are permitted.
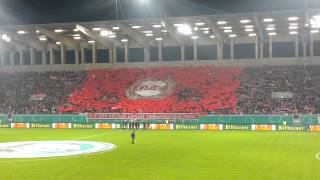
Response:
237,65,320,115
0,72,86,114
0,65,319,115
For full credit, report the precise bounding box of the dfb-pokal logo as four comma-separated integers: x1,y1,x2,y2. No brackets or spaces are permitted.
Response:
126,79,176,100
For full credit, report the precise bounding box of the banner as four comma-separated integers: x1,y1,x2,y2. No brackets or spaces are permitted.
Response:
254,125,274,131
52,123,71,129
11,123,29,128
72,123,95,129
153,124,171,130
223,124,251,130
276,125,306,131
0,123,10,128
202,124,222,130
87,113,199,120
310,125,320,132
175,124,199,130
30,123,52,128
95,123,113,129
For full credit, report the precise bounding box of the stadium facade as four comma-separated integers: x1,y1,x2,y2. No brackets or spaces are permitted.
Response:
0,9,320,72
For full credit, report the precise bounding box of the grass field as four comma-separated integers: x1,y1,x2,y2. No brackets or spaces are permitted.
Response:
0,129,319,180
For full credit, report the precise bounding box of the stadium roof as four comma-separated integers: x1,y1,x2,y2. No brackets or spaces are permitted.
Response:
1,9,320,50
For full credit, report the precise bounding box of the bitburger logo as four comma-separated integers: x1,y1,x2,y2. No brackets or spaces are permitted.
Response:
126,79,176,100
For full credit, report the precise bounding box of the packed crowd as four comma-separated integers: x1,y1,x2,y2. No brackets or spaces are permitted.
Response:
60,66,242,114
237,65,320,114
0,65,319,115
0,72,86,114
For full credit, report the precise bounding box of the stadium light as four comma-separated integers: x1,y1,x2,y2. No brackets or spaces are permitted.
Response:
155,37,163,41
224,29,232,33
121,39,128,42
195,22,205,26
39,36,47,41
112,27,120,30
88,40,95,44
263,18,274,22
203,31,209,34
36,30,40,34
17,30,26,35
288,17,299,21
194,27,199,31
56,41,61,45
222,26,232,30
161,29,168,33
100,30,112,37
217,21,227,25
153,24,162,28
240,19,251,24
177,24,192,35
173,23,183,27
142,30,153,34
73,29,79,32
109,35,117,38
132,25,141,29
1,34,10,42
289,26,298,30
54,29,64,33
92,28,102,31
73,36,81,40
310,29,319,34
200,27,210,31
145,33,153,37
245,25,254,28
266,27,275,31
229,34,237,38
245,28,254,32
191,36,199,39
289,31,298,35
210,35,215,38
248,33,256,37
268,32,277,36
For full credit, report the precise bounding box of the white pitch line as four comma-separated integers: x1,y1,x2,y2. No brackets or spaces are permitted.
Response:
71,130,123,141
0,130,123,163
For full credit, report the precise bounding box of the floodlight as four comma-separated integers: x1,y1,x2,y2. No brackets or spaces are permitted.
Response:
217,21,227,25
263,18,274,22
240,19,251,24
288,17,299,21
177,24,192,35
289,31,298,35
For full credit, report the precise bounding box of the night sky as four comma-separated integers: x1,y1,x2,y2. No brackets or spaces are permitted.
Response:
0,0,319,25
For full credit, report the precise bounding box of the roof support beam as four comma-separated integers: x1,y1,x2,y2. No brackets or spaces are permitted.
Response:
76,24,121,47
202,17,224,45
253,15,264,44
160,20,184,45
13,36,46,51
36,27,80,49
116,23,150,47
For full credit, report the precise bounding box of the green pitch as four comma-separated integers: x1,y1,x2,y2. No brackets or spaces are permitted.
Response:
0,129,319,180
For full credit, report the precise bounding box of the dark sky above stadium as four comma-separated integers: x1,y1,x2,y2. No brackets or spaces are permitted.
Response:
0,0,319,25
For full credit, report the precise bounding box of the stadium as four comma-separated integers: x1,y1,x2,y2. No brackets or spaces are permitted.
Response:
0,0,320,179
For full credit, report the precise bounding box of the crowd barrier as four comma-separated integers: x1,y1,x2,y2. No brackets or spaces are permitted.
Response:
1,123,320,132
0,114,318,132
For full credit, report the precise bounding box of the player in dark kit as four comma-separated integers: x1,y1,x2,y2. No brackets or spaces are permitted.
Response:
131,130,136,144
